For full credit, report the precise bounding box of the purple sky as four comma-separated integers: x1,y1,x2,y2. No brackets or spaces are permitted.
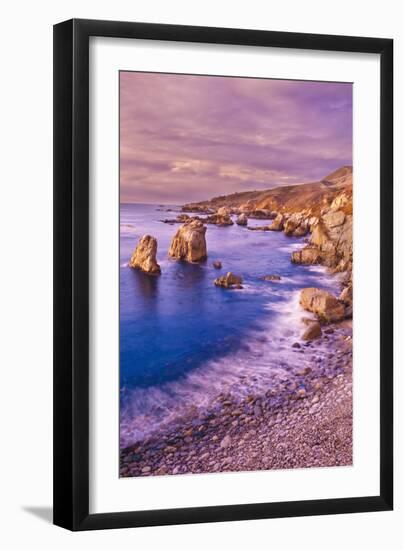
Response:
120,72,352,204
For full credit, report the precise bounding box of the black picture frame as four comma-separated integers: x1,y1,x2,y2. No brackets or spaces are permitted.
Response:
53,18,393,531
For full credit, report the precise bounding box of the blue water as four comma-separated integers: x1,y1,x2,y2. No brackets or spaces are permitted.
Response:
120,203,340,446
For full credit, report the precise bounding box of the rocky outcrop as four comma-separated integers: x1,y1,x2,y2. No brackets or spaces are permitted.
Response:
238,202,255,214
177,213,191,222
207,214,233,226
181,166,352,216
206,207,234,226
300,288,345,323
248,209,276,219
291,247,322,265
236,213,248,226
283,212,309,237
261,274,281,281
129,235,161,275
339,283,352,305
217,206,231,217
247,225,271,232
181,205,214,214
291,189,352,273
214,272,243,289
301,321,322,340
168,219,207,262
268,213,284,231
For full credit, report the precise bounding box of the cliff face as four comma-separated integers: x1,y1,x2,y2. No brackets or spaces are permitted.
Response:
182,166,352,274
182,166,352,218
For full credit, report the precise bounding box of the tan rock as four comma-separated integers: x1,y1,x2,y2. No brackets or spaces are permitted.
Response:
268,212,284,231
217,206,231,217
236,213,248,226
330,192,350,211
310,221,329,248
300,287,345,322
284,212,309,236
168,219,207,262
129,235,161,275
261,274,281,281
302,321,322,340
339,283,353,304
206,209,234,226
322,209,346,228
291,247,321,264
214,272,243,289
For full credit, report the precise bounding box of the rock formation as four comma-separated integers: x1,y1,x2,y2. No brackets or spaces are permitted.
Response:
181,166,352,217
261,274,281,281
301,321,322,340
213,260,222,269
168,219,207,262
298,210,351,272
236,213,248,226
300,288,345,323
129,235,161,275
214,272,243,289
248,209,276,219
206,207,234,226
247,225,271,232
268,213,284,231
291,247,322,265
283,212,309,237
217,206,231,217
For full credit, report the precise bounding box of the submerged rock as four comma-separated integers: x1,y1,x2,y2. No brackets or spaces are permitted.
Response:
129,235,161,275
247,225,271,231
214,272,243,289
236,213,248,226
261,274,281,281
168,219,207,262
213,260,222,269
300,288,345,322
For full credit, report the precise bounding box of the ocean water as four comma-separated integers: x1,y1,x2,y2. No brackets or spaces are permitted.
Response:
120,203,341,447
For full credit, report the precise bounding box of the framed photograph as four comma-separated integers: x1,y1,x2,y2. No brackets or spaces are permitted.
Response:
53,19,393,530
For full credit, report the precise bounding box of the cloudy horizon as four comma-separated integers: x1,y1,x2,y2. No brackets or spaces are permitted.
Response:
120,72,352,204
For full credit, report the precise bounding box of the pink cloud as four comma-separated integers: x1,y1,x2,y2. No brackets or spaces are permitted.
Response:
120,72,352,204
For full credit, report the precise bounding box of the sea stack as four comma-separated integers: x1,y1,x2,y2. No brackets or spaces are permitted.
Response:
168,219,207,262
129,235,161,275
236,213,248,226
207,206,234,226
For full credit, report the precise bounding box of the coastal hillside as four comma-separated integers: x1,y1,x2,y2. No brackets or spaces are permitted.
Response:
182,165,352,217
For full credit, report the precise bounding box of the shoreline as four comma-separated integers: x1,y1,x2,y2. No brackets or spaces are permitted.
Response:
120,167,353,477
120,319,352,477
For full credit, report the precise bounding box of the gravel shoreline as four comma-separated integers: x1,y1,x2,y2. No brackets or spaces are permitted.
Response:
120,320,352,477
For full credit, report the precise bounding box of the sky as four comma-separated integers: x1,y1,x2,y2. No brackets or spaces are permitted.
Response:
120,72,352,204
